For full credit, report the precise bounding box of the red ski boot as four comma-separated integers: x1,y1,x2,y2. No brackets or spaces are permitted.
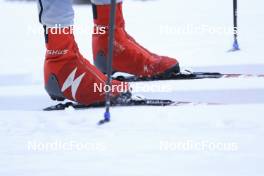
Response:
92,3,180,78
44,27,129,105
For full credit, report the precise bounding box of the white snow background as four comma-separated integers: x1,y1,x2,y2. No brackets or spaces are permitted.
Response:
0,0,264,175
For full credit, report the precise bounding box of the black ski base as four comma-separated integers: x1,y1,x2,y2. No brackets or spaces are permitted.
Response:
44,98,174,111
113,71,222,82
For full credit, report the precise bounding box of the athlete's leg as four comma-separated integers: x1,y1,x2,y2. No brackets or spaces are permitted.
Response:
37,0,74,27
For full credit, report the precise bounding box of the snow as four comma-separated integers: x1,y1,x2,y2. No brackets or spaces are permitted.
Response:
0,0,264,175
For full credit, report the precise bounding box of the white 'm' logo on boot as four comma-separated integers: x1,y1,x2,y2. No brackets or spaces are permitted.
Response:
61,67,86,100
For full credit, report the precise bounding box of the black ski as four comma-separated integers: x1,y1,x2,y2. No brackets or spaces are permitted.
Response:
112,71,264,82
113,71,223,82
44,97,174,111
